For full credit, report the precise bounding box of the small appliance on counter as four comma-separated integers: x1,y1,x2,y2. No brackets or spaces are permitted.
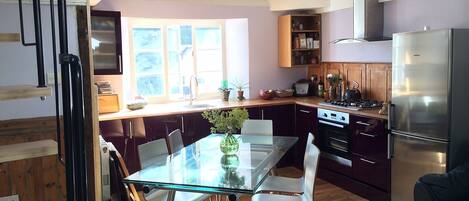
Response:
293,79,314,97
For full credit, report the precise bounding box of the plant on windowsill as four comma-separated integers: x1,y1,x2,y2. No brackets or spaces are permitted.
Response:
219,87,233,101
231,80,249,101
202,108,249,155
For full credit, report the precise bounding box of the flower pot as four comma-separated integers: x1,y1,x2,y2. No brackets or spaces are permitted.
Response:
237,90,245,100
222,90,231,101
220,134,239,155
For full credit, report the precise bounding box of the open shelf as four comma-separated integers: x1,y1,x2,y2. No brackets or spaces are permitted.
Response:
0,85,52,101
292,30,320,33
0,140,57,163
292,48,320,52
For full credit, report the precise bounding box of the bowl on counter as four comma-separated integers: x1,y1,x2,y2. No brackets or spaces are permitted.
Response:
259,89,275,100
274,89,294,98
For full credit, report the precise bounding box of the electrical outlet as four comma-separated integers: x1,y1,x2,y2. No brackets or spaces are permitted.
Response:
0,195,19,201
47,72,61,85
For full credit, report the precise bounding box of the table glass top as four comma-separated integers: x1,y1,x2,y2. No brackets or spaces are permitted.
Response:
124,134,298,194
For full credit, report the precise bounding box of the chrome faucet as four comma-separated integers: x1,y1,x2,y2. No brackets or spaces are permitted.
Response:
188,75,198,105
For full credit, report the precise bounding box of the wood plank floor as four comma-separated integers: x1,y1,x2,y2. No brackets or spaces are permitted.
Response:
208,167,367,201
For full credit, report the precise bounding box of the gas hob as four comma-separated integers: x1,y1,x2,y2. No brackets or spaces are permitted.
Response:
319,100,383,111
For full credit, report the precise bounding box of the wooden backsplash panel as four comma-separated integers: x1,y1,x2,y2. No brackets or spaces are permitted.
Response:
0,117,66,201
308,62,392,102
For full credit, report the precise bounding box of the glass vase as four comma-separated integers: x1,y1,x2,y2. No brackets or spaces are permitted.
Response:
220,134,239,155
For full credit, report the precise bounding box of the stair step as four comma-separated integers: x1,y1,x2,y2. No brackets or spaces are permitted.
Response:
0,85,52,101
0,140,57,163
0,33,20,42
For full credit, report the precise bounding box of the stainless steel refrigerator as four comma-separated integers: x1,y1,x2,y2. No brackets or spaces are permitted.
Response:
389,29,469,201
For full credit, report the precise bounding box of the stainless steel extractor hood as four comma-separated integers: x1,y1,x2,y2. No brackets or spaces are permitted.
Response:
332,0,391,44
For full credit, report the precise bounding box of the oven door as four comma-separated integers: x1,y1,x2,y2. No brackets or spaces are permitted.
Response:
318,119,351,160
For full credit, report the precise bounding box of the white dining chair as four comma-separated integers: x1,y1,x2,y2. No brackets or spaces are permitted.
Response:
255,133,316,195
252,133,320,201
167,129,184,154
241,120,273,135
137,138,210,201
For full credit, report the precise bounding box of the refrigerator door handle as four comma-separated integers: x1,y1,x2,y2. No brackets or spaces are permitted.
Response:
392,131,449,143
387,133,393,159
387,102,395,130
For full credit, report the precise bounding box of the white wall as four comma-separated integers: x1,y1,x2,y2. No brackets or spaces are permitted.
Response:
94,0,307,99
0,4,79,120
321,0,469,63
225,18,250,98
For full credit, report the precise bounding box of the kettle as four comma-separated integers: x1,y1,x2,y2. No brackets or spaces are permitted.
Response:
344,80,362,101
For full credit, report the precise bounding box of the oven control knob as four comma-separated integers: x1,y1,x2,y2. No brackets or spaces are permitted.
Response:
341,117,346,121
323,113,328,117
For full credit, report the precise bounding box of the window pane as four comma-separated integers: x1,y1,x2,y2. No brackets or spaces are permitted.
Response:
168,52,180,74
180,25,192,45
196,27,221,49
196,49,222,72
133,28,162,49
137,75,164,96
197,72,223,93
167,27,179,51
136,52,163,74
168,75,183,97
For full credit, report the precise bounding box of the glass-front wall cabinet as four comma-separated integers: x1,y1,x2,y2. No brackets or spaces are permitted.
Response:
91,10,122,75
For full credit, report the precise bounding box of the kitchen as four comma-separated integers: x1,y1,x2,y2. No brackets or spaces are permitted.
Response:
1,0,469,201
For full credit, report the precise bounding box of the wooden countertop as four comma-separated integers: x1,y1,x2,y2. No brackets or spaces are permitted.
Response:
99,97,387,121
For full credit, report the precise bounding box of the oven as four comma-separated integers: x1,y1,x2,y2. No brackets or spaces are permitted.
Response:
317,108,352,167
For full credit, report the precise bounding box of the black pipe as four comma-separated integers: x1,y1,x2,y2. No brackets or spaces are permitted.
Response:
50,0,63,164
57,1,76,200
17,0,35,46
70,55,88,201
32,0,46,88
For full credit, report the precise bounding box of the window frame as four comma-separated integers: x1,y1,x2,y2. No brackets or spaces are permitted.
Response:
127,18,227,103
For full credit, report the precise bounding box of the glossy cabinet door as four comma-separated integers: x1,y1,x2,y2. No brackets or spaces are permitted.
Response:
260,104,295,136
294,105,317,169
91,10,122,75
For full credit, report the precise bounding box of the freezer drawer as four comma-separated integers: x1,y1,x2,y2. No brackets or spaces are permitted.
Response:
391,132,447,201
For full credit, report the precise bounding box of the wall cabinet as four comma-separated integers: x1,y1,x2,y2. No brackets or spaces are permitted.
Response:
91,10,122,75
278,14,322,68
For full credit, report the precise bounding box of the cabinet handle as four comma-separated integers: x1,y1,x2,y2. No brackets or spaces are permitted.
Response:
387,133,393,159
356,121,371,126
359,132,376,138
181,116,185,133
299,109,311,114
261,109,264,120
360,158,376,165
118,55,123,73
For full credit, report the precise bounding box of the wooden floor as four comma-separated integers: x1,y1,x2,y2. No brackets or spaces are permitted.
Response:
208,167,367,201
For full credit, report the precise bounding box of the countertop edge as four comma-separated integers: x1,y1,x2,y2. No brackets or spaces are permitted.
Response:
99,98,388,121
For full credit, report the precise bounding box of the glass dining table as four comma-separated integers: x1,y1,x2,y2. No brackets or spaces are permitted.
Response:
124,134,298,201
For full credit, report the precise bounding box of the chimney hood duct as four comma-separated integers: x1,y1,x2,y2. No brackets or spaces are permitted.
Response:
331,0,391,44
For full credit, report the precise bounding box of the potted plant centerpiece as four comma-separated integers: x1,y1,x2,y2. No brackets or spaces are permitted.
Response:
202,108,249,155
231,80,249,101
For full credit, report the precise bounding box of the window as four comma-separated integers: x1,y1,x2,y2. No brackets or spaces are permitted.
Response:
128,19,225,103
